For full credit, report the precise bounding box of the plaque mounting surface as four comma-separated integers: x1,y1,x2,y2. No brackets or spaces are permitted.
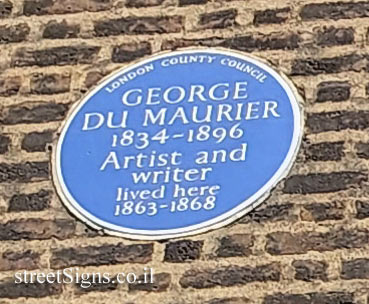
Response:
53,48,304,240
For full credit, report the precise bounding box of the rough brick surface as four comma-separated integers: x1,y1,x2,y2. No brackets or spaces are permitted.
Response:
316,81,351,102
316,27,354,47
216,234,254,257
0,135,10,154
0,23,30,44
300,2,369,20
341,259,369,279
164,240,203,263
292,260,328,281
266,229,369,255
180,264,280,288
304,141,345,161
301,202,345,222
0,250,40,271
0,76,21,96
0,162,49,183
198,9,237,29
129,273,171,292
264,292,355,304
254,8,290,25
240,203,295,223
0,280,62,299
283,172,367,194
356,200,369,219
0,0,12,18
8,190,51,212
51,243,153,268
21,131,53,152
356,142,369,159
112,42,152,63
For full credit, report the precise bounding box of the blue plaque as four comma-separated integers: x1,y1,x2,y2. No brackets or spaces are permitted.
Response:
53,49,303,240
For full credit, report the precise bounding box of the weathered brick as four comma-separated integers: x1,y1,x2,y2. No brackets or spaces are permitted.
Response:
198,9,237,29
84,70,106,88
0,162,49,183
12,46,100,67
301,202,345,222
292,260,328,281
317,27,355,47
112,42,152,63
8,190,51,212
0,0,12,18
240,203,295,223
356,142,369,159
51,243,153,268
283,172,367,194
341,258,369,279
126,0,164,8
254,8,290,25
264,292,355,304
304,141,345,161
94,16,183,37
23,0,112,16
0,23,30,44
30,73,71,94
356,200,369,219
164,240,203,263
307,111,369,133
0,280,62,299
129,273,170,292
21,131,53,152
180,263,280,289
162,34,300,52
206,298,250,304
75,276,118,293
0,135,10,154
216,234,254,257
316,81,351,102
301,1,369,21
0,76,21,96
0,218,75,241
291,54,365,76
0,250,40,271
43,20,80,39
1,103,68,125
179,0,207,6
266,229,369,255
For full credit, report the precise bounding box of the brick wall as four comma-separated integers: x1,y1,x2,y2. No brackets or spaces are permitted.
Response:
0,0,369,303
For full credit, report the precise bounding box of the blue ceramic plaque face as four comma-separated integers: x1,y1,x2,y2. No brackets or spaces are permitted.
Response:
54,49,303,240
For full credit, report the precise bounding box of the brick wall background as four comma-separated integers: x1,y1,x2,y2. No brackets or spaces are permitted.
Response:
0,0,369,303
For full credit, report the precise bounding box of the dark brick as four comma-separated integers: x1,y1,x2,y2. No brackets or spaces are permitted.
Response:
266,229,369,255
0,218,75,241
291,54,365,76
0,135,10,154
341,258,369,279
0,23,30,44
254,8,290,25
216,234,254,258
30,73,71,94
301,202,345,222
307,111,369,133
21,131,53,152
240,203,295,223
0,0,12,18
51,243,153,268
164,240,203,263
301,1,369,21
129,273,170,292
0,280,62,299
94,16,183,37
23,0,112,16
12,45,100,67
356,200,369,219
8,190,51,212
356,142,369,159
264,292,355,304
179,0,207,6
112,42,152,63
199,9,237,29
1,103,68,125
283,172,367,194
304,141,345,161
316,81,351,102
292,260,328,282
162,34,300,52
0,162,49,183
0,250,40,271
43,20,79,39
317,27,354,47
180,263,280,289
75,276,118,293
126,0,164,8
0,76,21,97
206,298,250,304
